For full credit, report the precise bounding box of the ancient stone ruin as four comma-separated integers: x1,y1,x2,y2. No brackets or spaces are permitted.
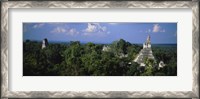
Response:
42,38,49,49
134,35,155,66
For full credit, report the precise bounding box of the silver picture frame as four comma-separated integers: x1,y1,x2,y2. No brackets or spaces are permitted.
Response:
1,1,199,99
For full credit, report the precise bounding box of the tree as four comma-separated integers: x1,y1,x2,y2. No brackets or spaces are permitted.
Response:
141,58,155,76
127,62,140,76
23,40,177,76
64,41,83,75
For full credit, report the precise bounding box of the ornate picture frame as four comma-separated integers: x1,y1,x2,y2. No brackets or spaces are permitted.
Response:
1,1,199,98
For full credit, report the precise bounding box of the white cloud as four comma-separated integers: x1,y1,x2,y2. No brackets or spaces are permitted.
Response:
85,23,97,33
152,24,166,33
101,26,107,32
67,28,79,36
33,23,45,28
51,27,66,33
153,24,160,32
83,23,108,36
51,27,79,36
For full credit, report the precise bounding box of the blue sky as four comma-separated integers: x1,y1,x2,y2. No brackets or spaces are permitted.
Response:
23,23,177,44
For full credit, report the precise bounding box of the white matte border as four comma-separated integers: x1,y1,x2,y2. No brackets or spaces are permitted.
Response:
9,8,192,91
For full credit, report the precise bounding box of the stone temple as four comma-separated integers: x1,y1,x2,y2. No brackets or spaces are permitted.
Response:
42,38,49,49
134,35,155,66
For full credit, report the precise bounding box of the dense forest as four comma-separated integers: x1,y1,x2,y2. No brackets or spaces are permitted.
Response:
23,39,177,76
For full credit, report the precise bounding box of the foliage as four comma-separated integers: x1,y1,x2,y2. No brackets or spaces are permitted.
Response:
23,40,177,76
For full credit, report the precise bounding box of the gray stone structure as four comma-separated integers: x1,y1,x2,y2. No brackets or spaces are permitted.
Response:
134,35,155,66
102,45,111,52
42,38,49,49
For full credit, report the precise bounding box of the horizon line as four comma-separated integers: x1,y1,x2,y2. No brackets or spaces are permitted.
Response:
23,39,177,44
